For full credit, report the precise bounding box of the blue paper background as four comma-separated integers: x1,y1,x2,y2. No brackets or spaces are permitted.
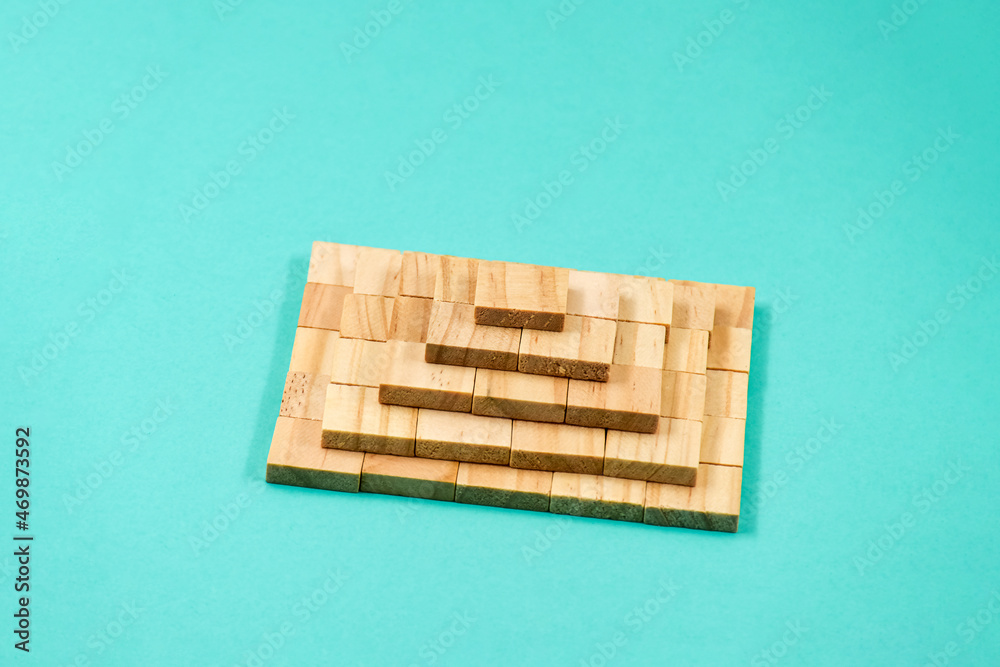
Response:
2,1,999,665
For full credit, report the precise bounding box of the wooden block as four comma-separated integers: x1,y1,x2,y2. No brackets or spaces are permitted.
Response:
714,284,755,329
433,255,478,304
604,417,701,485
378,340,476,412
613,321,666,369
339,294,395,341
663,328,709,374
700,416,746,467
455,463,552,512
565,364,660,433
425,301,520,371
328,338,389,387
321,384,416,456
472,369,568,424
659,371,707,421
360,453,458,502
644,464,742,533
353,247,403,297
266,416,364,493
288,327,340,375
510,421,605,475
298,283,353,331
669,280,716,331
388,296,433,343
474,261,569,331
704,370,749,419
400,251,441,298
566,270,620,320
279,371,330,421
307,241,361,287
618,276,673,327
549,473,646,522
416,409,512,465
518,315,616,381
707,326,753,373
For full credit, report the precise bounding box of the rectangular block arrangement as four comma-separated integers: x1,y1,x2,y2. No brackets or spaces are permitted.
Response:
266,240,756,534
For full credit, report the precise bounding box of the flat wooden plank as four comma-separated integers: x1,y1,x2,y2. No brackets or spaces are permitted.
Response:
700,416,746,467
518,315,616,381
549,473,646,522
455,463,552,512
433,255,479,304
618,276,673,327
669,280,716,331
659,371,707,421
644,463,742,533
321,384,417,456
663,328,709,374
704,370,749,419
279,371,330,421
388,296,434,343
288,327,340,375
328,337,389,387
399,251,441,298
415,409,512,465
360,453,458,502
509,421,605,475
307,241,362,287
425,301,520,371
707,326,753,373
713,284,755,329
472,368,568,424
378,340,477,412
353,247,403,297
613,321,667,369
604,417,701,485
474,260,569,331
266,416,364,493
565,364,661,433
298,283,353,331
566,270,621,320
338,294,395,341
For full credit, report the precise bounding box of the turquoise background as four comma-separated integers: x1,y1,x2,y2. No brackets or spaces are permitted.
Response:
2,0,999,664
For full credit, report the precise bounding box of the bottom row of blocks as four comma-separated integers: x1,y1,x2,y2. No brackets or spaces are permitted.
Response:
268,416,742,532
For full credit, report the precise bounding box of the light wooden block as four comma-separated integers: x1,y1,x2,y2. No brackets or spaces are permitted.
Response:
707,326,753,373
663,328,709,374
549,473,646,522
704,370,749,419
472,369,568,424
510,421,605,475
604,417,701,485
518,315,616,381
565,364,660,433
298,283,353,331
360,453,458,502
279,371,330,421
416,409,512,465
659,371,707,421
424,301,520,371
618,276,673,327
339,294,395,341
714,284,755,329
613,321,666,369
474,261,569,331
400,251,441,298
434,255,479,304
378,340,476,412
288,327,340,375
669,280,716,331
266,416,364,493
321,384,417,456
566,270,620,320
307,241,361,287
700,416,746,467
353,247,403,297
455,463,552,512
644,464,742,533
328,337,389,387
388,296,433,343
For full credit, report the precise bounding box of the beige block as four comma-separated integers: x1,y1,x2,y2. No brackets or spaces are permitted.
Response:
618,276,673,327
425,301,520,371
613,321,667,369
565,364,660,433
360,453,458,502
644,464,742,533
714,284,755,329
566,270,621,320
321,384,417,456
388,296,434,343
339,294,395,341
288,327,340,375
279,371,330,421
604,417,701,485
353,247,403,297
704,370,749,419
549,473,646,522
472,369,568,424
434,255,479,304
378,340,477,412
328,338,390,387
700,416,746,467
707,326,753,373
669,280,716,331
659,371,707,421
298,283,353,331
510,421,605,475
518,315,616,381
399,251,441,298
663,328,709,374
455,463,552,512
266,417,364,493
307,241,362,287
415,409,512,465
474,260,569,331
